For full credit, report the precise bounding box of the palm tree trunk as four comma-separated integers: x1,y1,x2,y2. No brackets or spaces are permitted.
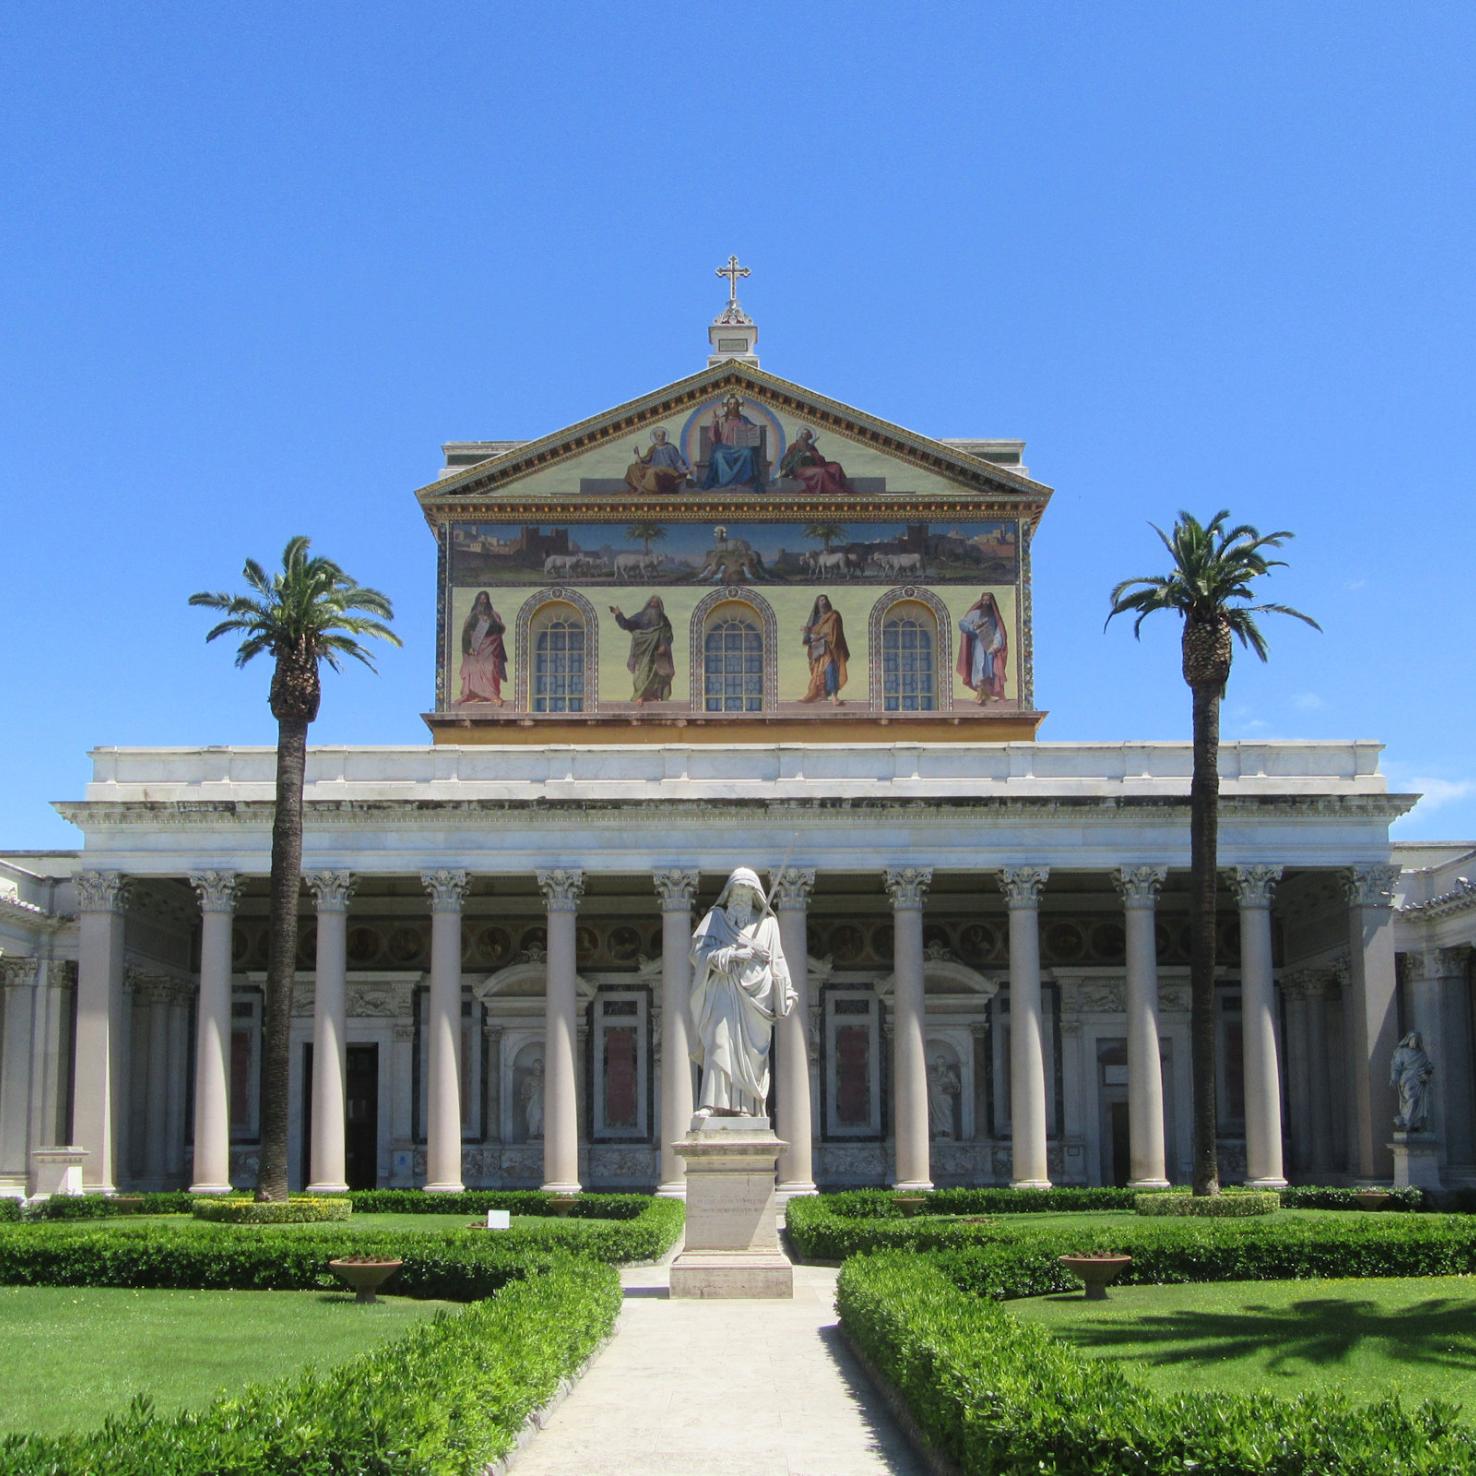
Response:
1189,679,1221,1196
257,712,308,1201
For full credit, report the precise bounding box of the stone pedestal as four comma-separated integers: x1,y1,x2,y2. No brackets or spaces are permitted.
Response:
29,1147,88,1199
1391,1131,1442,1191
670,1116,793,1299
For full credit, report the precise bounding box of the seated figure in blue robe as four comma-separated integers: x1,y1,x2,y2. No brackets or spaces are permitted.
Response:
701,395,763,489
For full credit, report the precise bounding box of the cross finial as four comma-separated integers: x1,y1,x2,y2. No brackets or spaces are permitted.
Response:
715,254,750,306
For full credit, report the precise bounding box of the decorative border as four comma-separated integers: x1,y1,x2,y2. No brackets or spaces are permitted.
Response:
1020,522,1034,709
687,585,780,712
866,586,956,714
512,588,602,714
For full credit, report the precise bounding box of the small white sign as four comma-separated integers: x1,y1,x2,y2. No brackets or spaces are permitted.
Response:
485,1209,511,1230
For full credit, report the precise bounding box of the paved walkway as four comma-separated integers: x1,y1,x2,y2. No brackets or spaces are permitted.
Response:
512,1257,925,1476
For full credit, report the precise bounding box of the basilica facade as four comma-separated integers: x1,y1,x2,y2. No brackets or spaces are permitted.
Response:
3,291,1474,1200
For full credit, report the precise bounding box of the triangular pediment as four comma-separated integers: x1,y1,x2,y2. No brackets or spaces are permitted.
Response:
416,361,1051,524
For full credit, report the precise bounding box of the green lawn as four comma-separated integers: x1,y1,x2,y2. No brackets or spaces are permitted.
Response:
0,1285,457,1437
1009,1275,1476,1408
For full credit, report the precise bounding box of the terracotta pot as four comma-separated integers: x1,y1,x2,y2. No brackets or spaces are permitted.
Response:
1355,1189,1392,1211
545,1196,578,1218
892,1194,927,1218
328,1256,403,1304
1058,1253,1132,1301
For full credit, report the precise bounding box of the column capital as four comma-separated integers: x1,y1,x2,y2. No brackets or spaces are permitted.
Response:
305,870,355,913
998,866,1049,908
0,956,37,989
76,869,129,913
1229,864,1283,908
773,866,817,911
1114,865,1167,908
420,869,469,912
651,869,699,912
537,868,585,912
1404,945,1473,983
189,870,240,914
1342,864,1401,910
884,866,933,910
1278,966,1319,1000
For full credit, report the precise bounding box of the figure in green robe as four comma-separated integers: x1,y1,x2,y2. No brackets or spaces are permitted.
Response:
610,595,675,703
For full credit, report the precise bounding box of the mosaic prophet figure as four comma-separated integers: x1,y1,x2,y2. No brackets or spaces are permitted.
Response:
610,595,674,703
957,592,1008,703
459,591,507,704
624,429,691,496
799,594,849,704
780,428,853,496
689,867,795,1117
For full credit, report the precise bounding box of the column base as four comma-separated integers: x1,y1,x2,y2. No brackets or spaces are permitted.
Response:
422,1181,466,1194
541,1181,581,1196
654,1180,688,1200
1010,1177,1053,1190
188,1181,233,1196
670,1251,793,1299
1128,1177,1171,1190
305,1180,349,1195
1246,1176,1290,1190
891,1178,934,1193
775,1180,818,1205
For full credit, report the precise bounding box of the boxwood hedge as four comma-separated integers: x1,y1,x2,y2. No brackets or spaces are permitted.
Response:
192,1196,353,1224
0,1254,621,1475
839,1250,1476,1474
1136,1189,1282,1217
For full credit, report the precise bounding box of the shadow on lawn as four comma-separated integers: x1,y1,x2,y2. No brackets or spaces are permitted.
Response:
1044,1295,1476,1375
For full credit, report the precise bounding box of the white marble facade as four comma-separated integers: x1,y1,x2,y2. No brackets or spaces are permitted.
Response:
3,740,1473,1197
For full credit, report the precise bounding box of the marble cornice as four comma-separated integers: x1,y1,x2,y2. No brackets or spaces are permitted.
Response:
0,893,65,931
1400,877,1476,922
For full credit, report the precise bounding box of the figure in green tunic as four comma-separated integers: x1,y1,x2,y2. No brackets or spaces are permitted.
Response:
610,595,675,703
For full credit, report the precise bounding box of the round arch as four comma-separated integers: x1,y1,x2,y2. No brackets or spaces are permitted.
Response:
688,585,779,712
513,587,601,713
867,586,955,712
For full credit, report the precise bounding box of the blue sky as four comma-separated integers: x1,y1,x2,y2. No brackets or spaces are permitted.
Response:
3,3,1472,849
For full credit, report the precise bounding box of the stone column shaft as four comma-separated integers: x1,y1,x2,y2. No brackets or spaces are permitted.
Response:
886,867,933,1192
421,870,467,1193
75,872,127,1193
1234,866,1286,1188
306,872,353,1194
142,984,172,1187
0,962,37,1182
775,868,817,1197
653,870,698,1198
1117,866,1168,1188
164,993,190,1186
1002,867,1051,1189
1343,866,1401,1181
190,872,238,1194
1305,979,1337,1176
539,870,584,1195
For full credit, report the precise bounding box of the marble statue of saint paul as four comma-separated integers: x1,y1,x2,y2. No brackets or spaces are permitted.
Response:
689,867,794,1118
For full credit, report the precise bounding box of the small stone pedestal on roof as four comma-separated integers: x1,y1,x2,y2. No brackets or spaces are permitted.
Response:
669,1116,793,1299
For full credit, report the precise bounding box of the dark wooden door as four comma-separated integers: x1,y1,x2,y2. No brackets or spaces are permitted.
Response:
345,1044,379,1190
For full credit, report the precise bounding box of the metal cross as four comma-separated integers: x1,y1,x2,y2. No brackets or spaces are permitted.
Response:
715,254,750,306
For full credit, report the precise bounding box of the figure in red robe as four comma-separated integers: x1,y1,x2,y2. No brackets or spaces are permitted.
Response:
780,428,853,496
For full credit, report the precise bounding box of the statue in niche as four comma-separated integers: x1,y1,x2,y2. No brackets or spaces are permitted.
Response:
1390,1032,1434,1132
520,1056,545,1140
689,867,794,1118
927,1051,961,1140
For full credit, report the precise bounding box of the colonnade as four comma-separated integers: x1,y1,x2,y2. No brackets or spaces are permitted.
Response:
61,861,1411,1196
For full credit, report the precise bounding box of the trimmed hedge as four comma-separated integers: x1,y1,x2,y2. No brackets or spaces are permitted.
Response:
839,1250,1476,1474
346,1188,654,1220
1136,1189,1281,1217
1281,1184,1425,1212
20,1191,196,1220
192,1196,353,1224
0,1200,17,1223
0,1254,621,1475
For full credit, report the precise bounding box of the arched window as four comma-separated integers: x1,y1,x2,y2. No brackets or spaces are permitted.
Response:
529,600,586,713
703,606,764,713
881,601,937,711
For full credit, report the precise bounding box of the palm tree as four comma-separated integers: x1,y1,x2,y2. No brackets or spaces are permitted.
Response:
626,522,666,557
1107,511,1318,1196
190,537,400,1200
804,522,845,551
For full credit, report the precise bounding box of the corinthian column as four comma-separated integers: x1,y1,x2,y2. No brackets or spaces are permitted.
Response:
189,871,239,1194
1001,866,1051,1189
653,869,698,1198
75,871,128,1192
1231,865,1286,1187
305,871,353,1194
775,867,817,1197
885,866,933,1192
538,869,585,1196
1115,865,1169,1188
1343,865,1401,1181
420,870,468,1193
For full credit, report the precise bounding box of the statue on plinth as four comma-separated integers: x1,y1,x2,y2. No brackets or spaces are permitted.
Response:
689,867,794,1119
1391,1031,1435,1132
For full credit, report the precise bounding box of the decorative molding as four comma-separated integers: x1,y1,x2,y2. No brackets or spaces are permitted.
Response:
1113,864,1167,908
651,869,699,912
537,869,586,912
1403,946,1473,983
999,866,1049,908
884,866,933,910
76,870,128,913
512,587,602,713
1401,876,1476,921
305,871,355,913
1342,864,1401,910
687,586,780,712
1229,864,1283,908
0,955,37,988
189,870,240,915
420,869,469,912
865,586,956,713
772,866,817,911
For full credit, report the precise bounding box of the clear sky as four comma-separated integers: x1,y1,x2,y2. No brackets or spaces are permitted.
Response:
3,4,1472,851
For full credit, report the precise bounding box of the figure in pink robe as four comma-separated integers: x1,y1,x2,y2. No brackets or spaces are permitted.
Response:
780,428,853,496
957,592,1008,703
459,591,507,704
